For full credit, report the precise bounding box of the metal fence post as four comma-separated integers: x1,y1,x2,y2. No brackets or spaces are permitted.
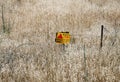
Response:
100,25,104,49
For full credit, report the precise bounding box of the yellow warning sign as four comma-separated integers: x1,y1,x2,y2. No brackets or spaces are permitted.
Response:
55,32,70,44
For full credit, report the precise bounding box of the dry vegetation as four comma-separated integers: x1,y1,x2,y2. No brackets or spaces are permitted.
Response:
0,0,120,82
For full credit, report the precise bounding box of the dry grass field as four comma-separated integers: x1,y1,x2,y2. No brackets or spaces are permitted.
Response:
0,0,120,82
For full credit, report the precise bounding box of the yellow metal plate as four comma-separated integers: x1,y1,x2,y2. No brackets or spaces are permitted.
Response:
55,32,70,44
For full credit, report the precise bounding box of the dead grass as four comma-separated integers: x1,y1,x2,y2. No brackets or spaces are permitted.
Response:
0,0,120,82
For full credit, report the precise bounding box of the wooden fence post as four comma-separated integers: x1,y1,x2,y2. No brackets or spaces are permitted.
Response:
1,5,6,33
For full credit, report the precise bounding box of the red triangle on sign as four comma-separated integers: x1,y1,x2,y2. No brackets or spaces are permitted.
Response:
58,34,62,38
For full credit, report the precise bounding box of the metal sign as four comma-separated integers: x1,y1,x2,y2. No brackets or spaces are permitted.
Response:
55,32,70,44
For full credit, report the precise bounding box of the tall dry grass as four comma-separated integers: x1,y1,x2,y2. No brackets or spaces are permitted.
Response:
0,0,120,82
